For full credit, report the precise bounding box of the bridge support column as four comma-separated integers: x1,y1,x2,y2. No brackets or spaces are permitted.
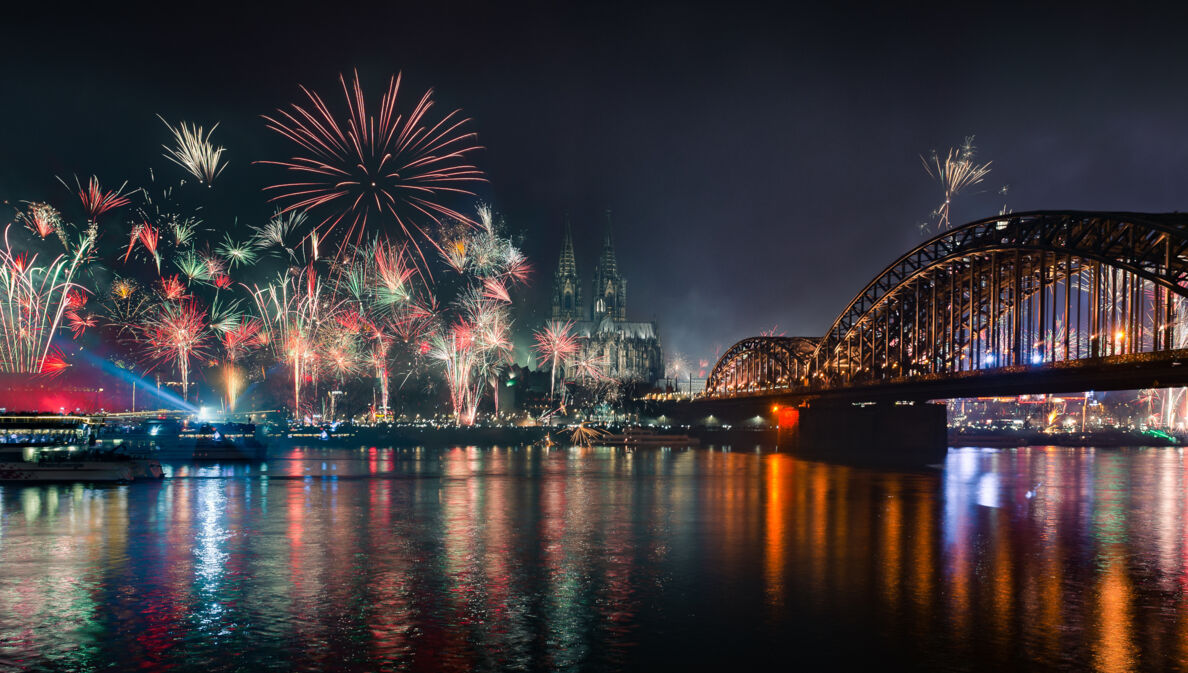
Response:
787,402,947,466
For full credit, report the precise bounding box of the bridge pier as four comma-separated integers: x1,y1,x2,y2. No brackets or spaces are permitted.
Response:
785,402,947,466
650,397,947,466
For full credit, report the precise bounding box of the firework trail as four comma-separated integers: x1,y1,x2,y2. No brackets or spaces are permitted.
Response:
158,115,228,185
218,317,262,410
124,223,162,272
430,322,483,424
249,264,345,418
921,135,992,232
260,71,484,265
423,206,523,423
0,224,93,374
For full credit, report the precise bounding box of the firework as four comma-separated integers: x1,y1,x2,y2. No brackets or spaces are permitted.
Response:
429,322,484,424
65,289,97,337
219,317,262,411
36,346,71,379
21,203,63,240
372,239,416,310
158,115,228,185
168,217,199,248
217,234,259,268
666,352,689,379
103,278,152,338
534,320,579,399
921,136,992,231
569,422,607,448
249,265,343,417
0,225,93,374
482,277,511,303
570,348,609,382
260,71,484,263
124,223,162,271
140,298,210,404
59,175,133,225
158,275,188,301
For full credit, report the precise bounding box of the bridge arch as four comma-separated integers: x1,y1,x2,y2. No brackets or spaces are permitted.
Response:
704,336,818,395
704,211,1188,397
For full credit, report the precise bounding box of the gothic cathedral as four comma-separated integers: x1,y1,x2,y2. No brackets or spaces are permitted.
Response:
550,212,664,384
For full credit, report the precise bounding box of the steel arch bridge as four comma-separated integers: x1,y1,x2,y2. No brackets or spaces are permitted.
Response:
704,210,1188,399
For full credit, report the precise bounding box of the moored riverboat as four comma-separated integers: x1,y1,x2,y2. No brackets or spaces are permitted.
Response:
0,414,143,482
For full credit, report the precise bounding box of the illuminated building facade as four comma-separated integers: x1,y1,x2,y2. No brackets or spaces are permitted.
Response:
549,212,664,384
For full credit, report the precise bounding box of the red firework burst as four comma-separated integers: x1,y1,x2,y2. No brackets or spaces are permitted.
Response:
37,347,70,378
66,311,97,338
65,175,133,222
220,318,262,361
259,71,485,266
158,275,188,301
141,299,210,403
533,320,579,398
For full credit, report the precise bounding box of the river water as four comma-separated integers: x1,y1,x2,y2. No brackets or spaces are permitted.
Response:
1,445,1187,672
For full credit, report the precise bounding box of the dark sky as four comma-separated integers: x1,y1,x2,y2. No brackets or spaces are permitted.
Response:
4,2,1188,365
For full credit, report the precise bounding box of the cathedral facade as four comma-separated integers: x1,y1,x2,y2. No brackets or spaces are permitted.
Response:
551,213,664,384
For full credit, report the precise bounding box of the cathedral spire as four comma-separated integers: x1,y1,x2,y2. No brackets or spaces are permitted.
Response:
551,216,582,320
558,216,577,277
598,209,618,279
592,209,627,321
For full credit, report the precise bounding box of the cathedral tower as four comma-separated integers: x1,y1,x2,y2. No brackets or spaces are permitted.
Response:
551,219,583,320
591,210,627,321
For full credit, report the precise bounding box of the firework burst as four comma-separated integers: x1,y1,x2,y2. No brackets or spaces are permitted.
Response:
59,175,134,225
260,71,485,264
534,320,579,399
921,135,992,232
21,203,63,240
140,298,210,404
159,115,228,185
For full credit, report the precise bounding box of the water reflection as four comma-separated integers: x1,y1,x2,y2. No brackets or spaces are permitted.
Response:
3,446,1188,670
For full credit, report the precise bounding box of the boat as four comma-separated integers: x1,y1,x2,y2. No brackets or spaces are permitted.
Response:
179,422,268,460
600,427,700,447
0,414,137,482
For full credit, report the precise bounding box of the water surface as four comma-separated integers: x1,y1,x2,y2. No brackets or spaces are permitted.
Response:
2,445,1187,671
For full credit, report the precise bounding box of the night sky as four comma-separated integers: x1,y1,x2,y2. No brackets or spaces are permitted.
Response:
4,2,1188,365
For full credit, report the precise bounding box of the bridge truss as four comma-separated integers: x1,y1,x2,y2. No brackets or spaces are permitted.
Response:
705,211,1188,398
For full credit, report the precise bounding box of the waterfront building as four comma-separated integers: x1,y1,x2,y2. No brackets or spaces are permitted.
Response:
549,212,664,384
